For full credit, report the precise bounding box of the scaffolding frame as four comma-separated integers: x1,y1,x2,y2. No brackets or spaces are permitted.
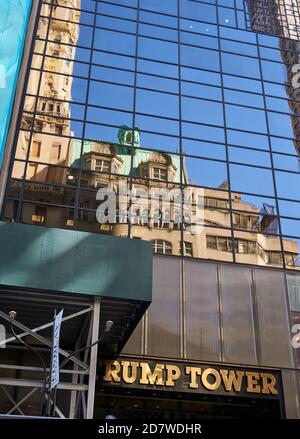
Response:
0,296,101,419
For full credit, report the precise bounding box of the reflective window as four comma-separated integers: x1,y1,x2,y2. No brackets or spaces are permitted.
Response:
222,53,261,79
230,163,275,196
181,45,220,71
182,97,223,125
180,1,217,23
139,37,178,64
136,89,179,119
141,0,178,16
226,104,267,133
94,29,136,55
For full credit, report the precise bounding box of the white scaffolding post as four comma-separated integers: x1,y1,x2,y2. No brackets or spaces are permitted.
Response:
86,297,101,419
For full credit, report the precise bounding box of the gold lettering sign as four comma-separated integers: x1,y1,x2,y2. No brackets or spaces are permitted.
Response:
165,365,181,387
122,361,139,384
98,360,279,397
260,373,278,395
102,360,121,383
140,362,165,386
201,368,221,391
246,372,261,394
220,370,244,392
185,367,201,389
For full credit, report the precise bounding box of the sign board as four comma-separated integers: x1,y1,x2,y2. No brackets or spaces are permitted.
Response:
50,309,64,389
0,0,32,167
98,358,281,399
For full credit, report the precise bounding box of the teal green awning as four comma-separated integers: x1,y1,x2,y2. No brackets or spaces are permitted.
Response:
0,221,152,302
0,221,152,354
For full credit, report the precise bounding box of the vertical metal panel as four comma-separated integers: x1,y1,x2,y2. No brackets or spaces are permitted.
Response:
122,319,143,356
286,274,300,368
255,268,293,368
282,370,300,419
220,264,257,365
146,255,181,358
184,260,221,361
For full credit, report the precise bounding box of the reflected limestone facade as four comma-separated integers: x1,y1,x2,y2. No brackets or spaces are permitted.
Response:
248,0,300,39
17,1,80,184
7,126,300,268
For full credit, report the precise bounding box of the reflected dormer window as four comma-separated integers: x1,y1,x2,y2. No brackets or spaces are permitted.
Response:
153,167,167,181
95,159,110,173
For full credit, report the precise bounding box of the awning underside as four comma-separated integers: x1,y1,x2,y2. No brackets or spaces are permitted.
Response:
0,287,148,356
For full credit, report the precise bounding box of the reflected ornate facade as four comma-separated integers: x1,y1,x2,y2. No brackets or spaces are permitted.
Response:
7,124,300,268
249,1,300,158
17,1,80,183
248,0,300,39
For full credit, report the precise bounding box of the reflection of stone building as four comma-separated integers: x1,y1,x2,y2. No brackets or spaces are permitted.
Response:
279,37,300,158
7,123,299,268
249,1,300,157
66,125,299,267
20,125,294,269
248,0,300,39
15,1,80,183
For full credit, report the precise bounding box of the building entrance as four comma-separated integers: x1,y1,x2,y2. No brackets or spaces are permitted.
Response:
94,388,282,420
